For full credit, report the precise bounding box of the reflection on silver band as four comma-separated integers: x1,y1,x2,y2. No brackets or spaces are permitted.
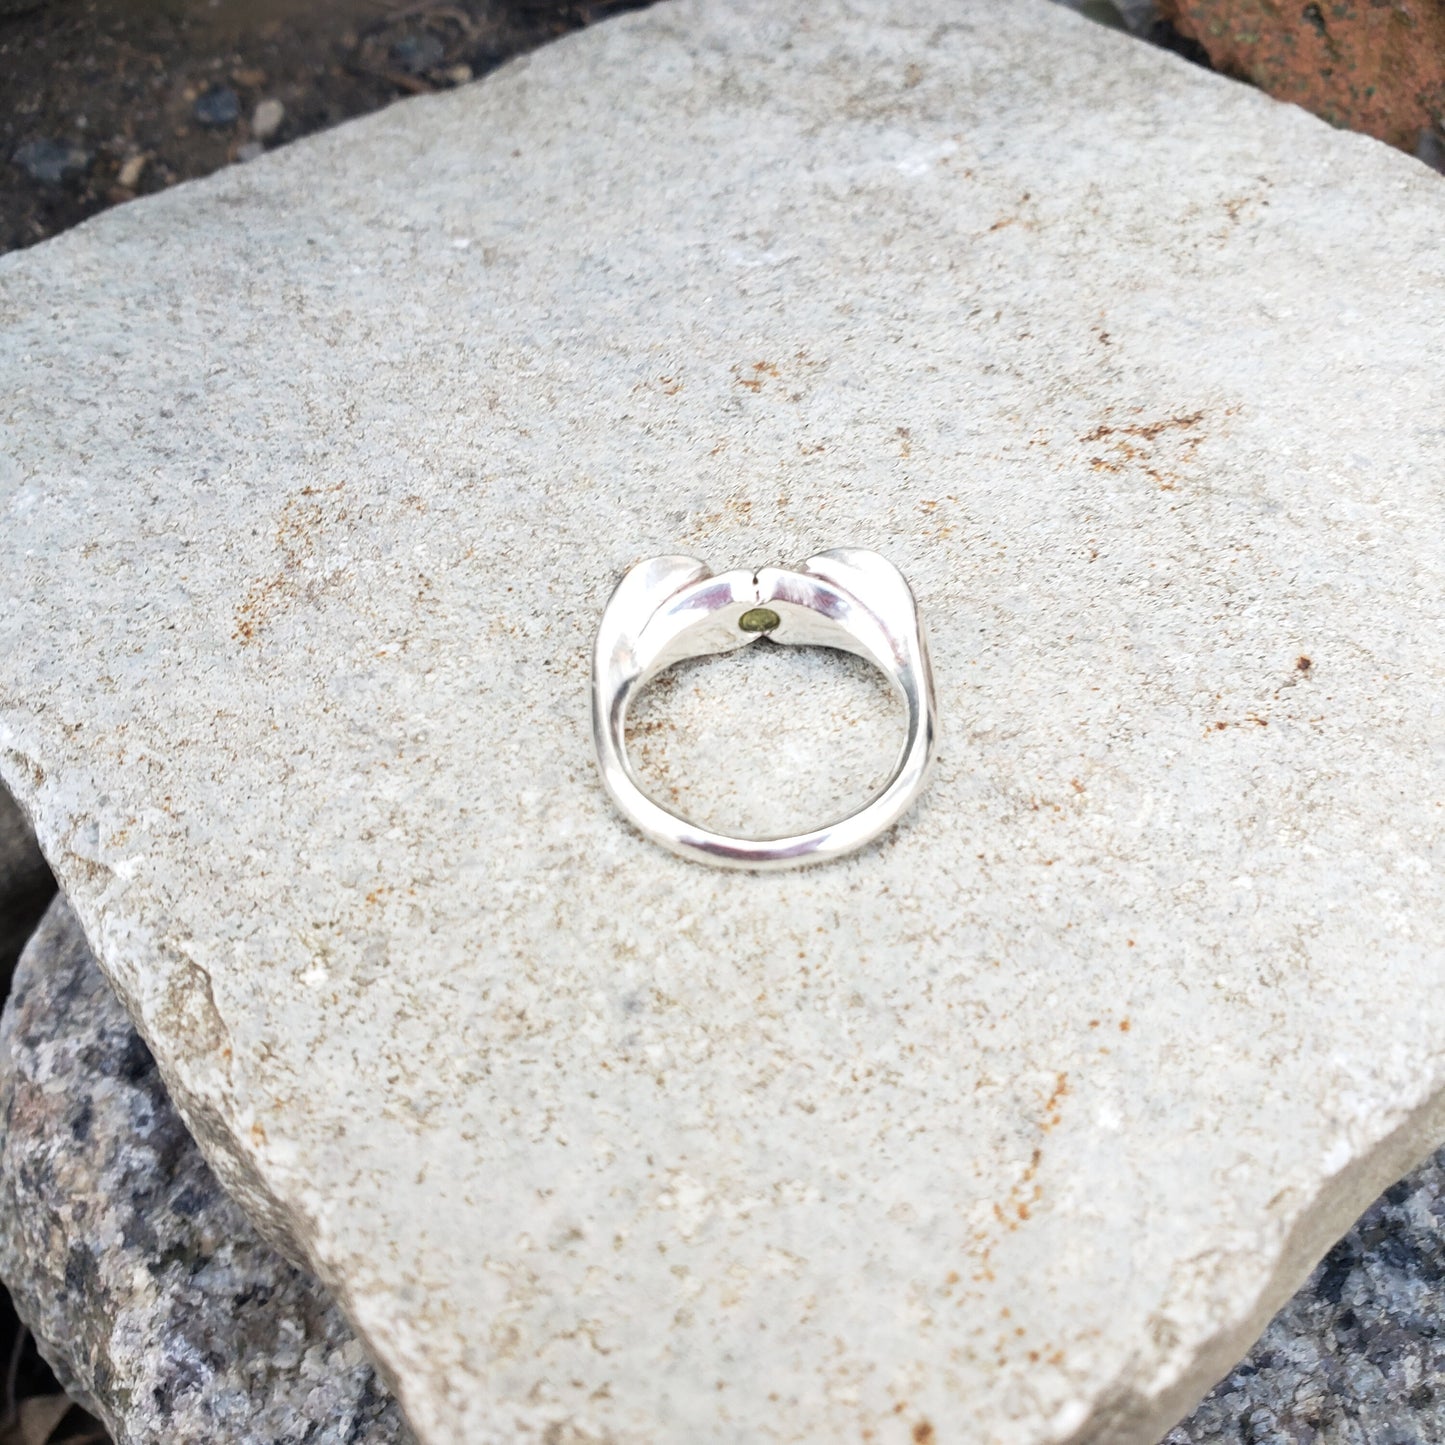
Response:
591,547,937,870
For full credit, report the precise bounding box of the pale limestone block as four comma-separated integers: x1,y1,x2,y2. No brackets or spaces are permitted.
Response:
1,2,1443,1441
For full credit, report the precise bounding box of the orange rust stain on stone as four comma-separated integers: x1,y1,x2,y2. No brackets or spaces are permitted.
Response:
1081,411,1205,445
732,352,825,401
234,482,349,644
734,359,780,392
1080,409,1210,491
1210,714,1269,734
966,1074,1073,1279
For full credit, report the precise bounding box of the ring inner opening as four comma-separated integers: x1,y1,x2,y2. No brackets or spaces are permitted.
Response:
625,641,906,840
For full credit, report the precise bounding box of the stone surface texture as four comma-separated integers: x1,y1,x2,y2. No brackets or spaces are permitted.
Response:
4,890,1445,1445
0,896,409,1445
1,2,1444,1442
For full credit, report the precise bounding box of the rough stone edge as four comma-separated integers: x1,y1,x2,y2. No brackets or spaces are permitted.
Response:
0,743,428,1428
1064,1086,1445,1443
0,894,412,1445
0,744,337,1284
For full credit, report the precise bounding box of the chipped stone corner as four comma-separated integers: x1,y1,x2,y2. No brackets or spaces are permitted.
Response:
1057,1079,1445,1445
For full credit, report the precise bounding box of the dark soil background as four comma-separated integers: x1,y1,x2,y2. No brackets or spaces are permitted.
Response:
1,0,646,255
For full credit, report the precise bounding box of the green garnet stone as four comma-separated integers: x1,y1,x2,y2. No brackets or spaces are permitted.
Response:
738,606,781,634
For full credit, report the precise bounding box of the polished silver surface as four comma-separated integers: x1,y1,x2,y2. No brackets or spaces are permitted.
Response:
591,548,938,870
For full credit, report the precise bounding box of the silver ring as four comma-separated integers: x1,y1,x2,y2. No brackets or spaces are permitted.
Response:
591,547,938,870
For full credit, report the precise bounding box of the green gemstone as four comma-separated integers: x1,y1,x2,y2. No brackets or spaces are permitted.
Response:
738,606,781,634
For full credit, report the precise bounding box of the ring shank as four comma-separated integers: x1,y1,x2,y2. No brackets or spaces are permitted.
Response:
592,549,937,870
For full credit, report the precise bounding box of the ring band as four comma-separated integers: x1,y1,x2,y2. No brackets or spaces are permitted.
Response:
591,547,938,870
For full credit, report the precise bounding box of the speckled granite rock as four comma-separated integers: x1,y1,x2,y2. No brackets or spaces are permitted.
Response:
0,895,411,1445
4,1,1445,1441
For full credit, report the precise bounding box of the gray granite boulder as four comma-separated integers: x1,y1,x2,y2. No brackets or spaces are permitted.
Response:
0,895,411,1445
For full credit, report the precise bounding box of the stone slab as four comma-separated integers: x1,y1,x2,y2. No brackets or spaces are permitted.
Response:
5,891,1444,1445
0,896,409,1445
2,1,1444,1441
